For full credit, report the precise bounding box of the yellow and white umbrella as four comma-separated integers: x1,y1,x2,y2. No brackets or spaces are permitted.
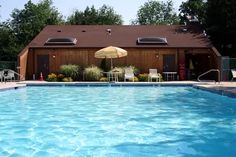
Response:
95,46,127,68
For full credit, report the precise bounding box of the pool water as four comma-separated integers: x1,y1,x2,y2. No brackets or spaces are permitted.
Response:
0,86,236,157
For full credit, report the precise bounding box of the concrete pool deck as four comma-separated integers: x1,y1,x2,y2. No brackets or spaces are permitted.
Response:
194,81,236,98
0,82,26,90
1,81,236,97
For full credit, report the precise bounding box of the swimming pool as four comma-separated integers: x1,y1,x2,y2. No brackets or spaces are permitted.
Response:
0,86,236,157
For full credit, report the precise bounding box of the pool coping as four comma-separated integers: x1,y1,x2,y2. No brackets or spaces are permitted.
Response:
1,81,236,98
193,83,236,98
0,82,26,92
22,81,198,87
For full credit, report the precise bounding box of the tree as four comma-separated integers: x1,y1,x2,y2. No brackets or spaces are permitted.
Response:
179,0,206,24
10,0,63,47
67,6,98,25
206,0,236,56
67,5,123,25
0,22,20,61
97,5,123,25
0,0,63,62
132,0,179,25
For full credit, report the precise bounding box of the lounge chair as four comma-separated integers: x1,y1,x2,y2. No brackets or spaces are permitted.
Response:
3,70,15,82
231,69,236,81
124,68,135,82
148,69,160,82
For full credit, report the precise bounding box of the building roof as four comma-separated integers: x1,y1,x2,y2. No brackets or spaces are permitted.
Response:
29,25,212,49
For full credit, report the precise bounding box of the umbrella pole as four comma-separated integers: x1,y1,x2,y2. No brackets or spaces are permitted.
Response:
111,58,113,69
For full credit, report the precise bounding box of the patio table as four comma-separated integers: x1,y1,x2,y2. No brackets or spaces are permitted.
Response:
102,71,121,82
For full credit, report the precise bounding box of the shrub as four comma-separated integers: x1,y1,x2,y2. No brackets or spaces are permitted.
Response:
62,77,73,82
99,77,108,82
138,73,149,82
84,65,102,81
125,76,139,82
134,76,139,82
59,64,80,80
57,74,65,82
47,73,57,82
100,58,109,72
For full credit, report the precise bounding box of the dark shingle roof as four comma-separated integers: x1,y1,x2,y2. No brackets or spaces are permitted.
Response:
29,25,212,48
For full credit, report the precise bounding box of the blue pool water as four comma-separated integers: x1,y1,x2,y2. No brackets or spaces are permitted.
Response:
0,86,236,157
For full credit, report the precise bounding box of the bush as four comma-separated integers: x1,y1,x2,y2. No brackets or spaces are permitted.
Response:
100,58,109,72
125,76,139,82
47,73,57,82
59,64,80,80
138,73,149,82
57,74,65,82
99,77,108,82
84,65,102,81
134,76,139,82
62,77,73,82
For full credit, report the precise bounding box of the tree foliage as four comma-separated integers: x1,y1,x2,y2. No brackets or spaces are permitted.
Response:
179,0,206,24
0,23,20,60
133,0,179,25
10,0,63,47
206,0,236,56
0,0,63,61
67,5,123,25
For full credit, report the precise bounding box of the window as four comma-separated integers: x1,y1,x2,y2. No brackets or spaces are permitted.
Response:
44,37,77,45
137,37,168,45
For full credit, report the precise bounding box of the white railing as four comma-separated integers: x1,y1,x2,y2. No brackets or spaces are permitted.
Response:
197,69,220,83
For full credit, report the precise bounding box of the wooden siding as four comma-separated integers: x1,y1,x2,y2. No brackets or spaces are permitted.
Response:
25,47,216,79
17,47,29,80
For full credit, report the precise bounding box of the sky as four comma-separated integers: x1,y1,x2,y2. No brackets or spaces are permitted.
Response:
0,0,186,24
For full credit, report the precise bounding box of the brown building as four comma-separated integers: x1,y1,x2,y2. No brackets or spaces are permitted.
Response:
18,24,221,80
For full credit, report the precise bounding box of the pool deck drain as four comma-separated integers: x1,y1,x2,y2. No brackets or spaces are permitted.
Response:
1,81,236,98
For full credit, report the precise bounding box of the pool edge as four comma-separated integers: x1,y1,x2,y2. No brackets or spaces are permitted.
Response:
193,85,236,98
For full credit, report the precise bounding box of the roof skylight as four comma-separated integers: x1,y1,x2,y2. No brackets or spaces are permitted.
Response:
44,37,77,45
137,37,168,45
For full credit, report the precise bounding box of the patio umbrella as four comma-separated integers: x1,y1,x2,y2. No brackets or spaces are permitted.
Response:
95,46,127,69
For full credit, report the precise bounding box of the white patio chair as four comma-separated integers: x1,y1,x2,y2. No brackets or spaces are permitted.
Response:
231,69,236,81
124,68,134,82
148,69,160,82
3,70,15,82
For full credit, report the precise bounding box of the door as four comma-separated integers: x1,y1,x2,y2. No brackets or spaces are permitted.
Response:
37,55,49,79
163,54,176,72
